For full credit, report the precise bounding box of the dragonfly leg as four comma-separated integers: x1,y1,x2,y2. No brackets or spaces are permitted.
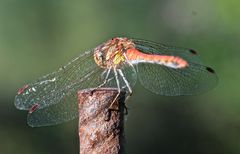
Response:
90,69,111,96
104,67,121,121
117,69,132,95
123,53,136,93
97,69,111,88
111,67,121,105
124,52,137,73
105,68,120,108
99,69,107,81
117,69,133,115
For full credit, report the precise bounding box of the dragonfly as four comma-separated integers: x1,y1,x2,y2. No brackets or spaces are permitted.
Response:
14,37,218,127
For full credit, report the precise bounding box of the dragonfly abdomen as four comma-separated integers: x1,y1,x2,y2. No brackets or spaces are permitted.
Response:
126,49,188,69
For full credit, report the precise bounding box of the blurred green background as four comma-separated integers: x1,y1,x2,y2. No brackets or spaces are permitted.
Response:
0,0,239,153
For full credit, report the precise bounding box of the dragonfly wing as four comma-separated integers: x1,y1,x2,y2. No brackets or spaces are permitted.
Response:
16,51,126,126
27,66,124,127
27,91,78,127
133,39,203,64
118,63,137,93
27,66,109,127
132,39,218,95
15,50,98,110
137,63,217,95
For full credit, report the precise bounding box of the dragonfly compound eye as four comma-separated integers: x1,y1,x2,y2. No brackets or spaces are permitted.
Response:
94,50,108,68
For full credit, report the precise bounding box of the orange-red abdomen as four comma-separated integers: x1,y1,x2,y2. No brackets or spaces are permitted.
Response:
126,49,188,68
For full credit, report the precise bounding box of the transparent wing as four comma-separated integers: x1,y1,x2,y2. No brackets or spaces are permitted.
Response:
16,48,137,126
24,59,121,127
26,64,137,127
27,90,79,127
27,67,112,127
119,63,137,91
15,50,98,110
132,39,218,95
133,38,203,64
26,66,137,127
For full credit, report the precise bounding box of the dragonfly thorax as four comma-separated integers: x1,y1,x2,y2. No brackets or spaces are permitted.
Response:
94,37,135,69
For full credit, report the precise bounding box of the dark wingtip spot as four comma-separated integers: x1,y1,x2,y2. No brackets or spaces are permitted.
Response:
206,67,215,73
189,49,197,55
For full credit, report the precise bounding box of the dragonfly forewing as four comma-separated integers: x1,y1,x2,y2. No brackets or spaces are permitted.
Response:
133,39,203,64
15,50,99,110
132,39,218,95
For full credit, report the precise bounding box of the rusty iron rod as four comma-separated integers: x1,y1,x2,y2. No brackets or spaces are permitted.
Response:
78,88,126,154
